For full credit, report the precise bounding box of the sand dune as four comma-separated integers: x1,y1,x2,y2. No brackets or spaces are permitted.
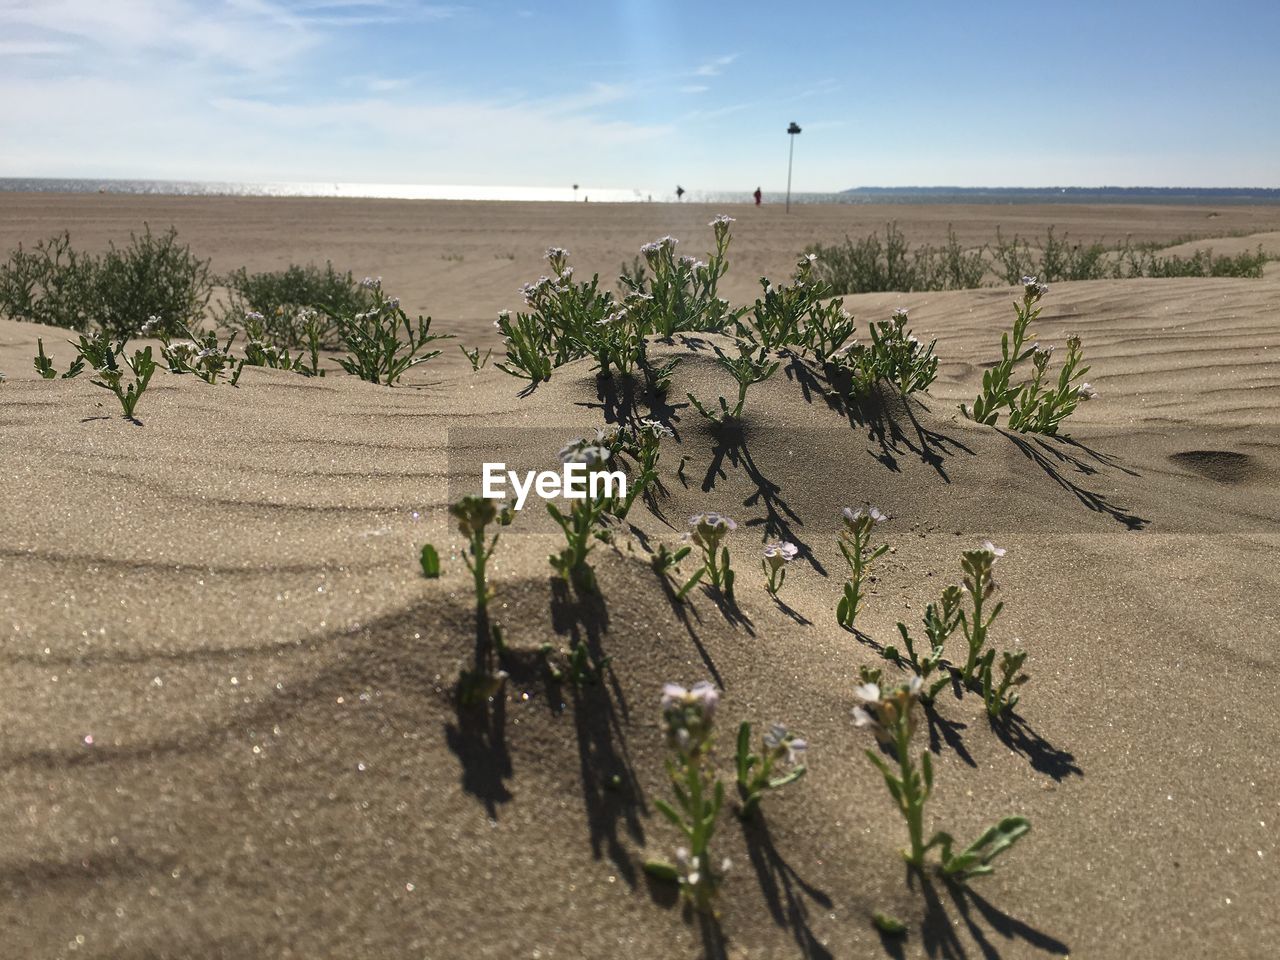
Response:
2,198,1279,958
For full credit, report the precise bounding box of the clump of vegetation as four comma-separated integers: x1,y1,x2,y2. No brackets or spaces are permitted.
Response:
740,253,856,363
333,278,449,384
806,224,986,295
0,226,212,338
808,222,1270,294
92,347,159,420
220,262,368,348
962,278,1095,434
836,506,888,629
546,471,611,594
496,220,744,388
147,318,244,385
835,307,939,396
854,678,1031,880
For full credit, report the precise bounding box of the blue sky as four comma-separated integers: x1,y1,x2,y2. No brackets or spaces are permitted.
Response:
1,0,1277,192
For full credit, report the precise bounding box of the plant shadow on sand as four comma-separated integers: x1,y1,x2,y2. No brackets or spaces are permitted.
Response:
911,867,1071,960
546,578,648,886
786,359,975,484
1001,431,1147,530
741,814,836,960
850,628,1082,784
444,606,514,818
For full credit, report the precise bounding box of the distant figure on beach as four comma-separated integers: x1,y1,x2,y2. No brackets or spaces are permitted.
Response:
676,185,685,201
753,186,762,206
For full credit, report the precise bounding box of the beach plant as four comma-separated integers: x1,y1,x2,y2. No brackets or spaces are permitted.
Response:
332,278,449,384
34,337,85,379
866,308,940,395
449,494,513,611
686,342,780,424
91,346,158,419
608,418,670,519
835,308,938,396
762,540,799,595
836,506,888,629
1004,335,1094,435
547,493,609,592
92,225,213,340
150,319,244,385
883,585,964,702
853,678,1031,880
495,248,613,381
978,647,1030,718
459,344,492,371
743,253,857,363
735,721,807,819
0,232,98,332
620,217,742,338
678,513,737,600
961,277,1053,426
644,682,729,914
239,308,328,377
220,262,363,348
956,542,1006,685
493,308,555,382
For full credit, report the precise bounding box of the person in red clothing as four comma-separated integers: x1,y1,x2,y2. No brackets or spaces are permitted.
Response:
753,186,762,205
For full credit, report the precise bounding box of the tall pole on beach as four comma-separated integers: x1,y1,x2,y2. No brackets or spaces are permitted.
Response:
785,121,801,213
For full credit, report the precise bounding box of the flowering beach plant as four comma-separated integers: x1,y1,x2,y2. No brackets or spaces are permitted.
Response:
1004,334,1093,435
735,721,807,819
854,678,1031,881
644,682,729,914
332,279,449,384
963,277,1095,433
761,540,799,595
836,506,889,629
678,513,737,600
621,217,742,338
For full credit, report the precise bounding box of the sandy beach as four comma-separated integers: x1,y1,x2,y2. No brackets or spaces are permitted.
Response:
2,195,1279,959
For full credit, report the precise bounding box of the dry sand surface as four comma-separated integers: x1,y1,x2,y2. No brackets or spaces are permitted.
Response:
1,196,1279,959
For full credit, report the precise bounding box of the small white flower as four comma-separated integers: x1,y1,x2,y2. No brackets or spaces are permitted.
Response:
981,540,1007,559
545,246,568,260
1078,382,1097,401
661,683,687,711
892,307,909,321
853,682,881,704
852,705,875,728
360,275,382,290
709,214,735,228
868,507,887,523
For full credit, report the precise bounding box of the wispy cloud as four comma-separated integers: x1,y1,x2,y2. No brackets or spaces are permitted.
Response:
693,53,737,77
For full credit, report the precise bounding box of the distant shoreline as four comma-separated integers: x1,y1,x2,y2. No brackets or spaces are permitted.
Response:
3,178,1279,206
